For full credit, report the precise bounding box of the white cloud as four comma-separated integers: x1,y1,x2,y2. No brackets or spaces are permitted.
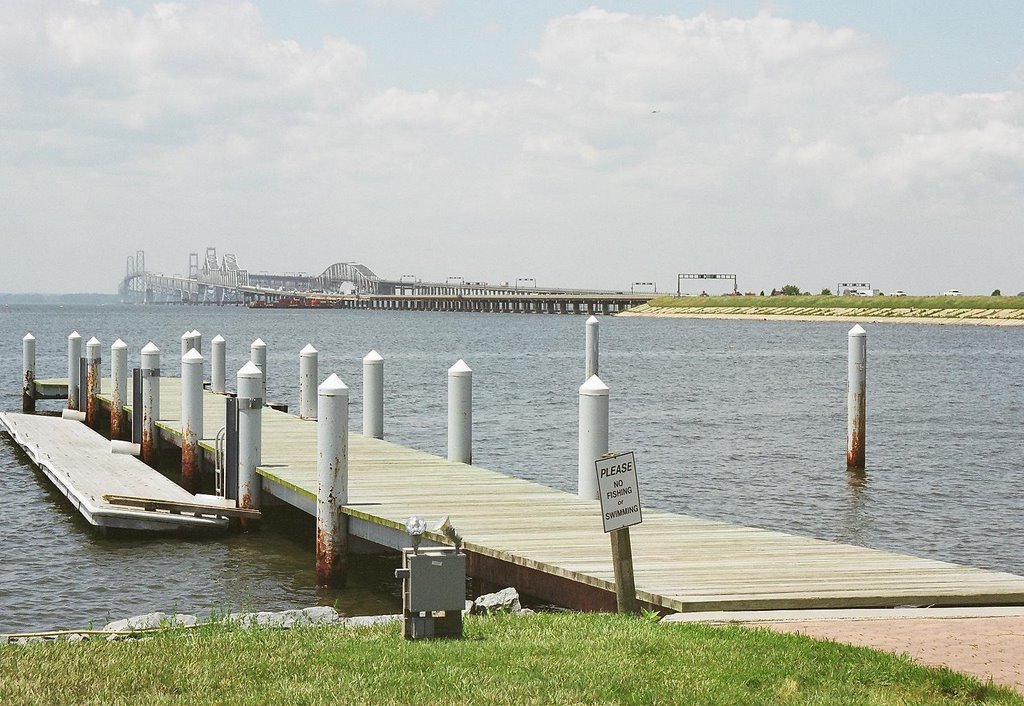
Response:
0,3,1021,294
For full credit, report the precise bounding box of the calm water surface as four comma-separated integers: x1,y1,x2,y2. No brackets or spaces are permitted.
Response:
1,305,1021,632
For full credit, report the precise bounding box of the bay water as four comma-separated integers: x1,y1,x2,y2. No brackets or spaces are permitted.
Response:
1,305,1021,632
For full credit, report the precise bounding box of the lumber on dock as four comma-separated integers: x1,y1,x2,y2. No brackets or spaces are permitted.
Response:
0,412,228,532
135,379,1024,613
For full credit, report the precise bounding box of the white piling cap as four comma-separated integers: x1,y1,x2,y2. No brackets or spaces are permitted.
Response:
238,360,263,378
587,315,599,325
212,334,226,343
300,343,318,356
112,338,127,349
579,374,609,396
190,329,200,337
318,372,349,395
251,337,266,348
182,348,203,363
69,331,81,339
448,359,472,375
23,332,35,341
181,331,192,340
87,336,101,346
364,349,384,363
141,341,160,354
848,324,867,337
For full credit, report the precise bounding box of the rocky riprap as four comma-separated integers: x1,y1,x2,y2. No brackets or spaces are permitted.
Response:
3,588,530,645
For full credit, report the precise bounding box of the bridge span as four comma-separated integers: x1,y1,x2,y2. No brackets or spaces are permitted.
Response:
119,249,653,315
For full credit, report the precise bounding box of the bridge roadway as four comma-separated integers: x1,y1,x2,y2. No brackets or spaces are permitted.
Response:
120,253,655,312
28,376,1024,613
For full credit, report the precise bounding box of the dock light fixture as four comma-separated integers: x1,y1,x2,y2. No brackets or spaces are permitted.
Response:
406,515,426,553
434,515,463,553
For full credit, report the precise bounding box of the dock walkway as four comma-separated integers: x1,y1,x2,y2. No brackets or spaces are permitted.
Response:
73,377,1024,613
0,412,228,533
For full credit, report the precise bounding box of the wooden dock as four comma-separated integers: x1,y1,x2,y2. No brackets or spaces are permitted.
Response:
0,411,230,533
53,377,1024,613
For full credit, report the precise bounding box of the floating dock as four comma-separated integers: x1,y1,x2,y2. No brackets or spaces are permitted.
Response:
1,411,237,533
13,376,1022,612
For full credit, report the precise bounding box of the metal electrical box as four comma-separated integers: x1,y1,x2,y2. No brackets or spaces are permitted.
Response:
395,548,465,639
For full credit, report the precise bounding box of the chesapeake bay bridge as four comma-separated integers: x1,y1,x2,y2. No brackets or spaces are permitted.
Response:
119,249,655,315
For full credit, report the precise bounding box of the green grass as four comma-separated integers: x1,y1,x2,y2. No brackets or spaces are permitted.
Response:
2,613,1021,705
648,294,1024,310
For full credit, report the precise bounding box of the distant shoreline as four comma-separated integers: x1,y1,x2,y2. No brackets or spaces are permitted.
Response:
618,303,1024,326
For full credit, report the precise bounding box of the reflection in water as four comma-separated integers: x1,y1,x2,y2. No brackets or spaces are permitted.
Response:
842,467,869,545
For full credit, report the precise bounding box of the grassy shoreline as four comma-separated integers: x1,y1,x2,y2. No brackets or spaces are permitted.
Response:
1,613,1021,705
620,295,1024,325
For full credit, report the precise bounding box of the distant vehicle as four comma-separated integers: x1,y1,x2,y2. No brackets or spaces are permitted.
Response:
890,290,907,297
942,289,961,296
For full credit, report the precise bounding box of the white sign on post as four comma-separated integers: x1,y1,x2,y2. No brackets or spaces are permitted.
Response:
595,451,642,533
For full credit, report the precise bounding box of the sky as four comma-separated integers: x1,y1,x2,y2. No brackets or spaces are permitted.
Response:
1,1,1022,295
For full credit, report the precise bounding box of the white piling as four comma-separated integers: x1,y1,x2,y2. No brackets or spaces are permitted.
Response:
237,361,263,513
67,331,81,410
181,331,193,359
110,339,128,439
22,333,35,413
363,350,384,439
447,359,472,464
181,348,204,492
586,315,599,380
251,338,267,403
190,329,202,355
299,344,318,419
85,337,101,428
211,335,226,394
140,342,161,464
110,439,141,456
578,375,609,500
316,373,349,586
847,324,867,470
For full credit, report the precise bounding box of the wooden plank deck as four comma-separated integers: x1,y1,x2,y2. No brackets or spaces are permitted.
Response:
0,411,228,532
115,378,1024,612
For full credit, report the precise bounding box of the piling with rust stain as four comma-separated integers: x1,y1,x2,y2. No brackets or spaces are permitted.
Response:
237,361,263,525
110,339,128,439
847,324,867,470
22,333,35,413
181,348,204,493
85,337,101,428
140,342,161,465
316,373,349,587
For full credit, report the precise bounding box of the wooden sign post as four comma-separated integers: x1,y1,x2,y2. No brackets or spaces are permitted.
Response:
596,451,642,614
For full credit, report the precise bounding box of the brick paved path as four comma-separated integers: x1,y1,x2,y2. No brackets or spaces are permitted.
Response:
664,608,1024,695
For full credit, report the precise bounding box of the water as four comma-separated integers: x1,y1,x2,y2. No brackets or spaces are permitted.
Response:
1,305,1022,632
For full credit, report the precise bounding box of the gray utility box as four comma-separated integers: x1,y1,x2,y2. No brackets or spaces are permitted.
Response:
395,548,465,639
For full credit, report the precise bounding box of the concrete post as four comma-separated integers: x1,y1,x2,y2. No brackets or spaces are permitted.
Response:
847,324,867,470
251,338,267,403
211,335,226,394
110,339,128,439
191,329,202,355
181,348,204,493
316,373,349,587
22,333,35,413
67,331,81,410
447,359,472,464
237,361,263,514
85,337,101,428
578,375,609,500
586,315,599,380
299,344,318,419
140,342,161,465
363,350,384,439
